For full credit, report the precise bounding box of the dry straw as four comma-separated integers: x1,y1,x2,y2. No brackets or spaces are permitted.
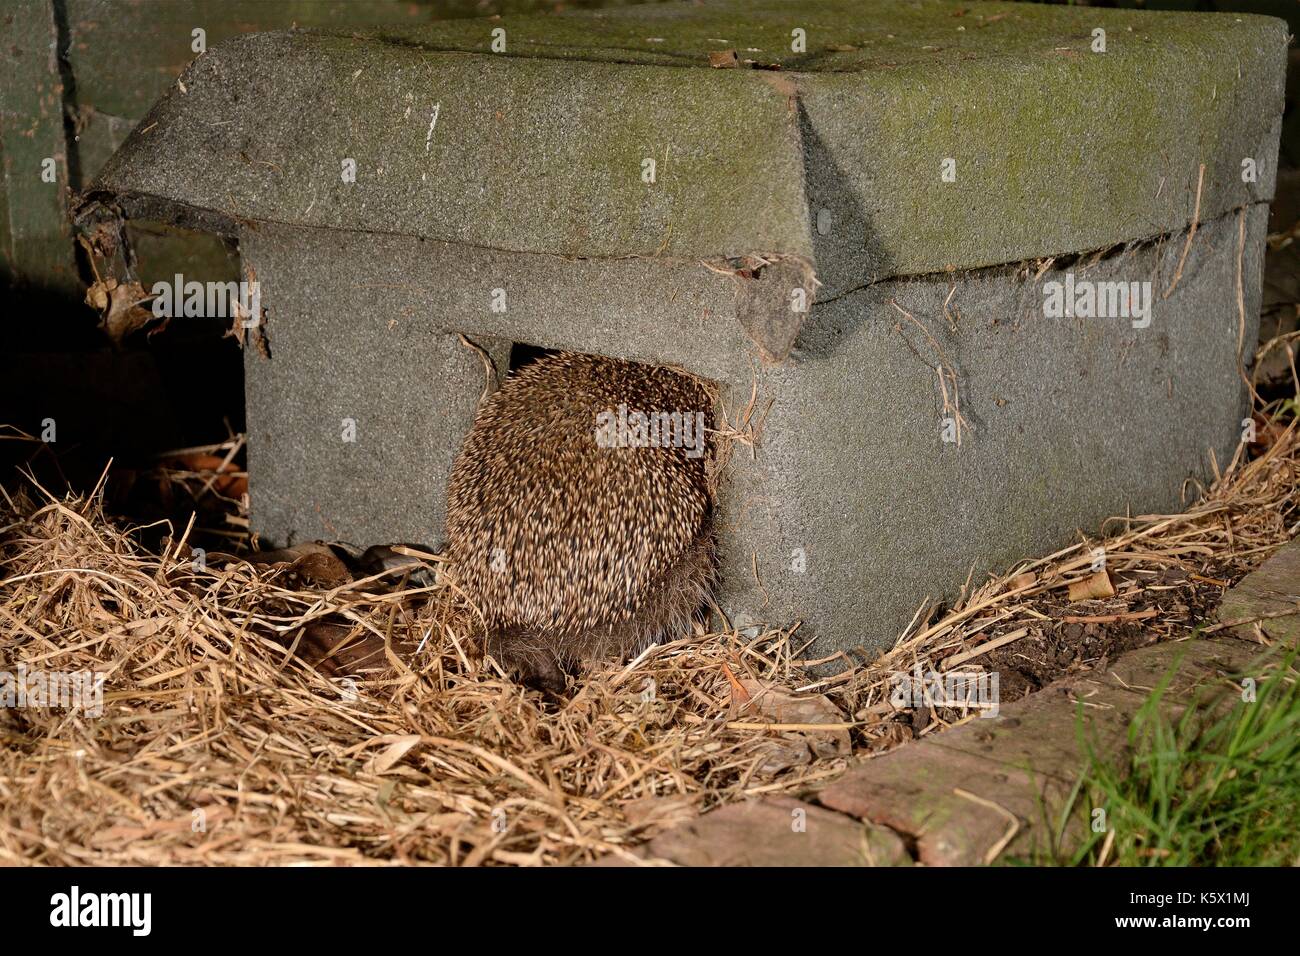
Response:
1,392,1297,865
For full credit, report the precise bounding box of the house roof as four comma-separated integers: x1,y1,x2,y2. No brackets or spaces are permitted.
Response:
83,0,1286,296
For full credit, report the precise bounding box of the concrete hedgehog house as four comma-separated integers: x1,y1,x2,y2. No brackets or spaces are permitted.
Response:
80,0,1287,660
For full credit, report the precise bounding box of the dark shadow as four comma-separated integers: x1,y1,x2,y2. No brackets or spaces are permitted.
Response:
507,341,557,372
0,281,246,551
788,96,896,360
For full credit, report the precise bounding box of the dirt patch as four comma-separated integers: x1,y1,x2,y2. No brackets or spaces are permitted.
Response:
965,566,1234,702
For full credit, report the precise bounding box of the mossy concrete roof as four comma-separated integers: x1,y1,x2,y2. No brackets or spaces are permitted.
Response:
86,0,1287,293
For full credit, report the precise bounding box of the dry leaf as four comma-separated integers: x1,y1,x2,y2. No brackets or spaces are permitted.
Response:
1068,569,1115,602
720,661,749,706
1009,571,1036,591
168,452,246,498
247,542,352,588
297,621,390,676
1250,414,1287,450
733,678,851,758
84,275,114,312
369,734,421,775
747,736,814,775
86,277,157,346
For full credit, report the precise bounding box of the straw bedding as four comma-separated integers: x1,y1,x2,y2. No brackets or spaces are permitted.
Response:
1,393,1296,864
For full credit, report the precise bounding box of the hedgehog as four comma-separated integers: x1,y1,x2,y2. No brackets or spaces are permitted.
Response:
444,351,716,693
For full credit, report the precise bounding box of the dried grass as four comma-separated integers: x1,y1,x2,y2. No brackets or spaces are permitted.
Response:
1,397,1297,866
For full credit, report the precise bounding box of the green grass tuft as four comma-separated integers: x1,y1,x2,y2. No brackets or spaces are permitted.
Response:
1067,645,1300,866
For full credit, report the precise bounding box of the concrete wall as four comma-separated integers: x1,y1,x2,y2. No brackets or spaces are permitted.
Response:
237,203,1266,657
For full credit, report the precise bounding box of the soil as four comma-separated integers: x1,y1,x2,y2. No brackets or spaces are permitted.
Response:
976,566,1230,701
879,558,1247,742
